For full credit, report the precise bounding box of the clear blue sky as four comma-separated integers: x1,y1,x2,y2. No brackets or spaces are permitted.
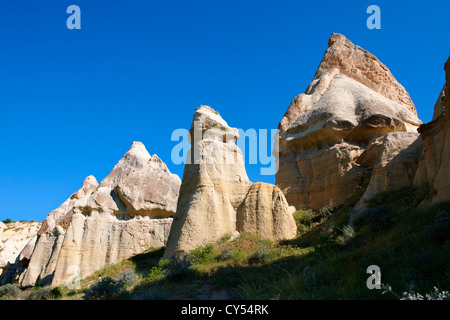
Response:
1,0,449,222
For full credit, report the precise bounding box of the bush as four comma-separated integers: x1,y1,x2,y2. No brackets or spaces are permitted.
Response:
382,284,450,300
249,244,269,264
1,218,12,224
187,244,216,264
401,287,450,300
293,210,321,233
29,286,62,300
83,277,126,300
148,259,171,281
166,257,191,280
218,248,234,261
319,200,335,218
0,284,22,300
117,269,139,287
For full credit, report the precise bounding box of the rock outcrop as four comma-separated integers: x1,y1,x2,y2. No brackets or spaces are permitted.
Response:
20,142,181,287
414,57,450,205
237,183,297,240
20,176,99,287
0,221,42,285
352,132,423,216
276,33,422,211
163,106,297,259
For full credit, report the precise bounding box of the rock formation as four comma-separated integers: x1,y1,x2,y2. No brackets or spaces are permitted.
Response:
20,142,181,287
352,132,423,216
163,106,297,259
414,57,450,205
276,33,422,211
237,183,297,240
0,221,42,285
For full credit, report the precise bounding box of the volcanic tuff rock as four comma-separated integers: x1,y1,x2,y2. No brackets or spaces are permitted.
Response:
20,142,180,287
20,176,99,287
0,221,42,285
352,132,423,218
414,57,450,205
237,183,297,240
163,106,297,259
276,33,422,211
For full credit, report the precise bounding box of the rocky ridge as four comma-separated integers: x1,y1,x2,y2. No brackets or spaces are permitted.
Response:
20,142,180,287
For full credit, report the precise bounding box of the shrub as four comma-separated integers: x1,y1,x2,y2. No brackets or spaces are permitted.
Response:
117,269,139,287
0,284,22,300
166,257,191,280
319,200,335,218
218,248,234,261
83,277,125,300
1,218,12,224
187,244,216,264
293,210,321,233
148,259,171,281
401,287,450,300
382,283,450,300
250,244,269,264
29,286,62,300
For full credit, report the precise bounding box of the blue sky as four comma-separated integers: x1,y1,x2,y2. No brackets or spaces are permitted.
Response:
1,0,449,222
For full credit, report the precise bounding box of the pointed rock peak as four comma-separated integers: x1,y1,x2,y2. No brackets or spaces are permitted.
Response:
122,141,151,165
313,33,416,114
99,142,151,188
149,154,166,166
131,141,145,148
327,32,353,47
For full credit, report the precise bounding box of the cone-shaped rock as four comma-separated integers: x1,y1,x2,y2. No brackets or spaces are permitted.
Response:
21,142,180,287
164,106,297,259
276,33,422,211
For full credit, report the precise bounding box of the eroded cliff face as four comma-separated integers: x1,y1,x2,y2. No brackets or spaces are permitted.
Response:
276,33,422,211
0,221,42,285
414,57,450,205
163,106,297,259
21,142,181,287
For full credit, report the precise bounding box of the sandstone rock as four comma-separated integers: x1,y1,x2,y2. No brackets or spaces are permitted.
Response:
237,183,297,240
276,33,421,211
352,132,423,217
163,106,297,259
0,221,42,285
414,57,450,205
20,176,99,287
21,142,180,287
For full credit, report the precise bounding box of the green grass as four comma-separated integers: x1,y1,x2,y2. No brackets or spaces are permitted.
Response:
54,185,449,300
